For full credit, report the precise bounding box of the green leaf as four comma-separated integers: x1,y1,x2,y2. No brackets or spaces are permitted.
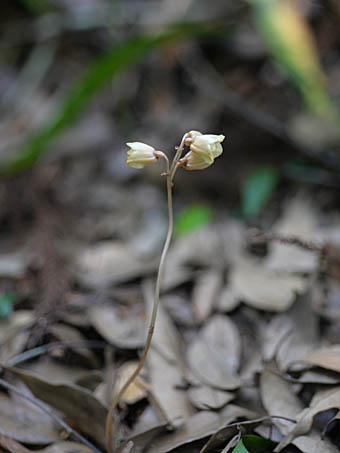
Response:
0,293,16,319
241,167,279,219
1,23,226,177
174,204,213,236
232,435,276,453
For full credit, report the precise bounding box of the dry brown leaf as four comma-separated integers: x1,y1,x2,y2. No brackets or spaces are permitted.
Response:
187,314,241,390
187,384,234,410
230,258,307,312
192,270,223,323
0,393,60,444
265,194,319,273
76,242,155,287
89,304,146,349
6,367,107,447
304,345,340,374
275,387,340,451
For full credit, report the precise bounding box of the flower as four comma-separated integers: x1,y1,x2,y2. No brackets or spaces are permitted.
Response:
180,133,225,170
126,142,158,169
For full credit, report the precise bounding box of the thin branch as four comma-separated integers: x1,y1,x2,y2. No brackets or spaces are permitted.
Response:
0,377,103,453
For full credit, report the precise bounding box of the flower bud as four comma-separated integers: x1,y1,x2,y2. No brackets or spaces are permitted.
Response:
126,142,158,169
181,133,225,170
184,130,202,146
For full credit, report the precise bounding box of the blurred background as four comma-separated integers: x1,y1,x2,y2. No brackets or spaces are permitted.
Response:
1,0,340,351
2,1,340,450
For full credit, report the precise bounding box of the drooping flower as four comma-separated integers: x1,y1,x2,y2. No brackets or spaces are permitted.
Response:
125,142,158,169
180,133,225,170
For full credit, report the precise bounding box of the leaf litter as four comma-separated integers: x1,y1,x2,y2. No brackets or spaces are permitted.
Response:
2,188,340,453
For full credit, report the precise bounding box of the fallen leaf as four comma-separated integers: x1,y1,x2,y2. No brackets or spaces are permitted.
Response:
216,286,240,313
262,289,318,371
187,384,234,410
116,424,168,453
145,411,221,453
198,404,259,453
265,194,319,273
6,367,107,447
41,441,94,452
275,387,340,451
47,323,99,367
260,362,338,453
192,270,223,323
230,258,307,312
187,314,241,390
89,304,146,349
295,369,340,385
76,242,155,287
113,361,147,405
0,393,60,444
304,345,340,374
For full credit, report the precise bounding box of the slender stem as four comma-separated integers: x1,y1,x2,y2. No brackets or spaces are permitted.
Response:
105,158,174,453
169,133,188,179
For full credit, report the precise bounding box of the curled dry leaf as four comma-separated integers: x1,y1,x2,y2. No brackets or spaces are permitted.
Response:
89,304,146,349
230,258,307,312
187,314,241,390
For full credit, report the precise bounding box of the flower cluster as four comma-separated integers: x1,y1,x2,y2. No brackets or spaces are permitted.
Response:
180,131,224,170
125,131,225,171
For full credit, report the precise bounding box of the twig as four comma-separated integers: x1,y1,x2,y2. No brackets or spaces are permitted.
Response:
0,377,103,453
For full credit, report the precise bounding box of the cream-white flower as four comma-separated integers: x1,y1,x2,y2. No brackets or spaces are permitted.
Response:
126,142,158,169
181,133,225,170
